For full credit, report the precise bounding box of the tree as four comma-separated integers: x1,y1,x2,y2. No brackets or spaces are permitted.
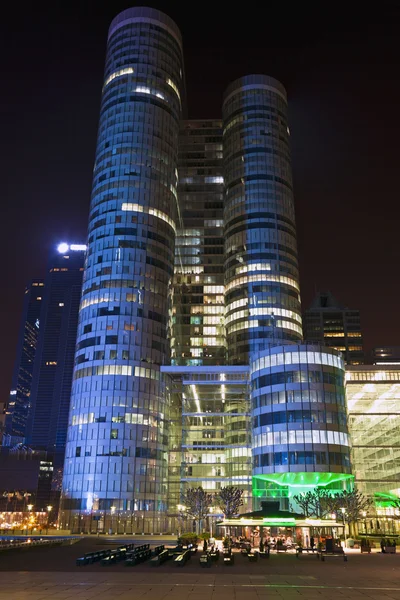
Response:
181,487,213,534
333,489,372,535
217,486,244,518
292,488,334,519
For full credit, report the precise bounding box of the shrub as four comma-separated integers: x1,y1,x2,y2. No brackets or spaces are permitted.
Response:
177,532,199,546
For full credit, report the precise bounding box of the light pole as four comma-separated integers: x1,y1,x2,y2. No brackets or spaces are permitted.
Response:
46,506,52,535
362,510,367,542
110,506,116,535
27,504,34,534
340,508,347,548
209,506,215,539
177,504,186,537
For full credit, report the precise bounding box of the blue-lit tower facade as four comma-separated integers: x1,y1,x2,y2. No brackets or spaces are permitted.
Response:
60,7,184,533
222,76,352,508
223,75,303,365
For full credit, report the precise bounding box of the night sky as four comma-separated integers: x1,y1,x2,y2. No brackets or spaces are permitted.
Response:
2,1,400,401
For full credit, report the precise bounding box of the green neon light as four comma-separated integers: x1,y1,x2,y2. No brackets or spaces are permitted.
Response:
252,472,354,489
262,518,296,526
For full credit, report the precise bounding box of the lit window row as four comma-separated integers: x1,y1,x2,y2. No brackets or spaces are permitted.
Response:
103,67,134,88
71,413,95,426
166,78,181,102
191,306,224,315
251,350,343,374
203,286,224,294
225,307,301,326
74,364,132,380
134,367,162,381
346,371,400,382
121,202,176,232
235,263,271,275
204,220,224,227
134,86,167,102
225,274,300,293
253,429,350,448
203,316,224,325
204,176,224,183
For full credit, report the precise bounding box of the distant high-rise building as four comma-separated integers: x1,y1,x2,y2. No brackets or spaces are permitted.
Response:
27,243,85,484
372,346,400,365
5,279,44,443
303,291,364,364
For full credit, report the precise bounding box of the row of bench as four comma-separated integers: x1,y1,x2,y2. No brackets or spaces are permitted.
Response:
76,543,135,566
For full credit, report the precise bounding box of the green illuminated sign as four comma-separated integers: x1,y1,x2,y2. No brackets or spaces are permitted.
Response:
253,472,354,489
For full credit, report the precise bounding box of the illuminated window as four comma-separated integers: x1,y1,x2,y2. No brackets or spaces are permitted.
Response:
104,67,134,88
59,303,64,307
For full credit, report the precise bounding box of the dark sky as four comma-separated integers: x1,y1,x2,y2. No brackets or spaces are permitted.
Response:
2,1,400,400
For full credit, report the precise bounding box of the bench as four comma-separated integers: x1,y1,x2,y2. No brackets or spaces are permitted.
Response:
174,549,191,566
248,551,258,562
153,545,165,556
150,549,170,566
259,548,270,559
320,549,347,562
125,544,151,566
223,550,234,565
296,548,319,558
199,553,211,568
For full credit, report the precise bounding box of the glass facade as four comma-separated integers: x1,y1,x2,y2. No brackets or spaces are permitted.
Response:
60,7,184,533
251,344,352,505
5,279,44,443
346,366,400,498
222,75,302,365
171,121,226,366
303,292,364,365
27,245,85,479
162,365,251,526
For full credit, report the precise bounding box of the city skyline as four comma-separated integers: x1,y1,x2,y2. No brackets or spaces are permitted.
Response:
2,0,400,409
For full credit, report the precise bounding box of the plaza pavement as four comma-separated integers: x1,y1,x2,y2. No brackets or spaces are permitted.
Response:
0,536,399,600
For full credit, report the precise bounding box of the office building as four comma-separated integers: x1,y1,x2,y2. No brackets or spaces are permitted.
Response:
303,291,364,365
5,279,44,443
346,366,400,501
172,120,226,367
223,75,303,364
27,243,85,498
372,346,400,365
60,7,352,533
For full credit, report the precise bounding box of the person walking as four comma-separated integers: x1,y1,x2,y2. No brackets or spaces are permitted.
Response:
203,539,208,552
310,536,315,552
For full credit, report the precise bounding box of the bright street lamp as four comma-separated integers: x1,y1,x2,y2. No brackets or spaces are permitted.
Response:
340,508,347,547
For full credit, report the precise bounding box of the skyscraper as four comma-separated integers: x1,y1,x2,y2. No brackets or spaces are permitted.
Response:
61,8,353,532
5,279,44,443
223,76,303,365
61,7,184,533
303,291,364,365
27,243,85,484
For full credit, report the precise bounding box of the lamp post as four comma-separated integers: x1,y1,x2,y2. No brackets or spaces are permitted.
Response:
362,510,367,542
46,506,52,535
27,504,33,534
110,506,116,535
340,508,347,548
209,506,215,539
177,504,186,537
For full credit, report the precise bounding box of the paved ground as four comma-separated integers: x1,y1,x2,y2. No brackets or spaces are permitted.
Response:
1,537,399,599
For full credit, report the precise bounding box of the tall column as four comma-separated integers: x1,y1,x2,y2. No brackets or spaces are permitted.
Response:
61,7,184,533
223,75,302,365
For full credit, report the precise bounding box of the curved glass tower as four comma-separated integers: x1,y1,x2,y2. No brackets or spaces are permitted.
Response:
60,7,184,533
251,344,352,503
223,75,302,365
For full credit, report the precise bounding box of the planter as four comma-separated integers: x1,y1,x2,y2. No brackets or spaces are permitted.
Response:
361,545,371,554
384,546,396,554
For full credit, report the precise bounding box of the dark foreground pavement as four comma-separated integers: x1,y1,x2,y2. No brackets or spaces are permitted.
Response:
0,537,399,599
